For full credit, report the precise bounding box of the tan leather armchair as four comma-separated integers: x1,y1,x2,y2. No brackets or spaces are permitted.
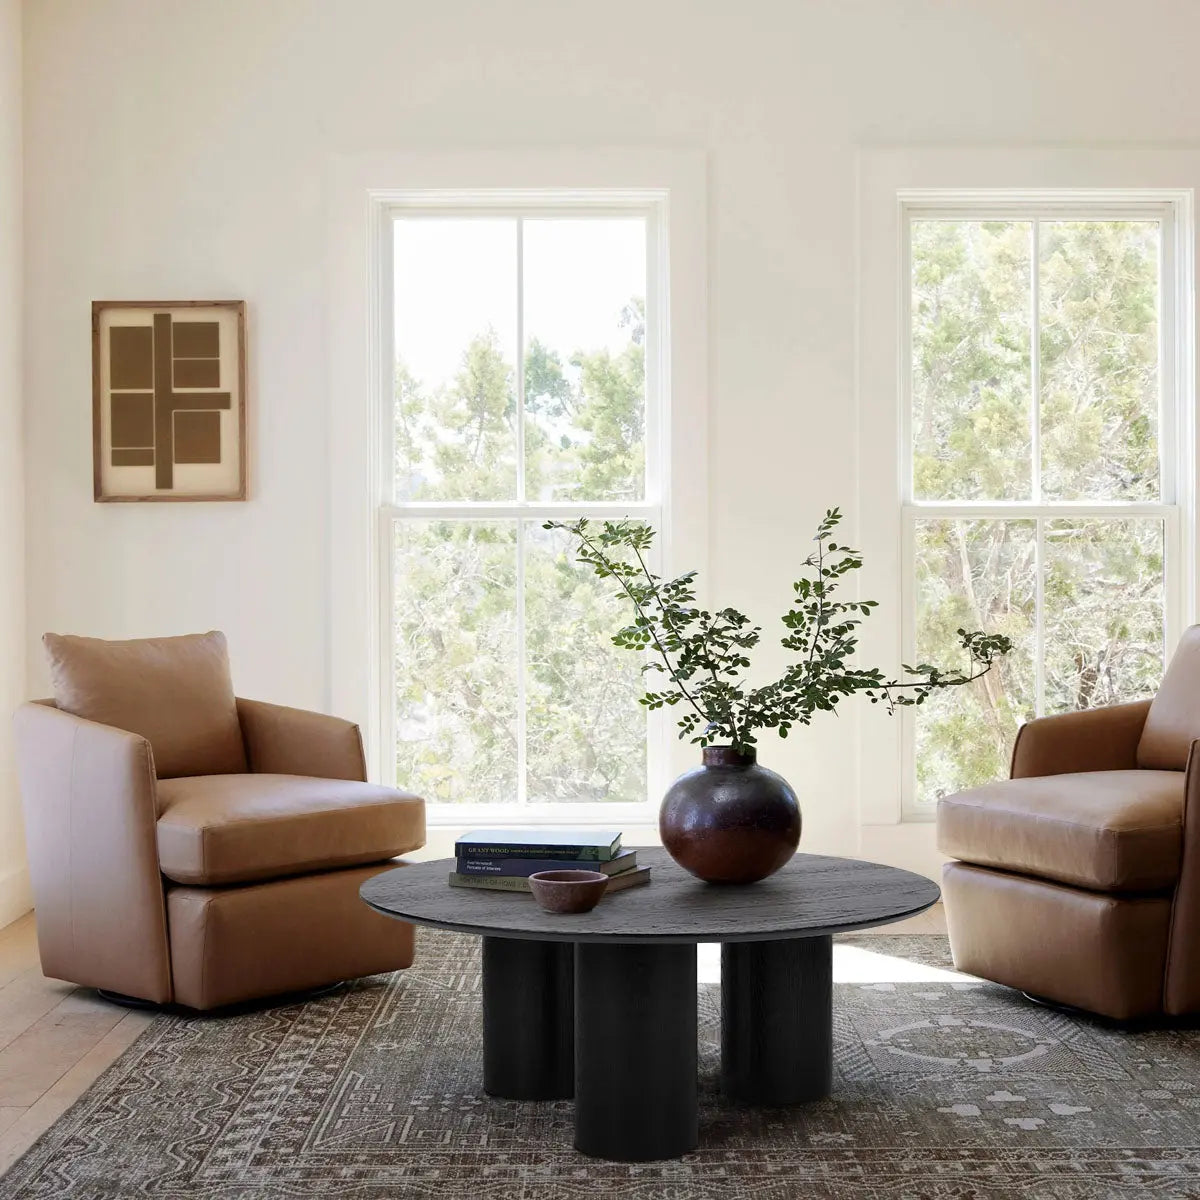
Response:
937,626,1200,1021
13,632,426,1011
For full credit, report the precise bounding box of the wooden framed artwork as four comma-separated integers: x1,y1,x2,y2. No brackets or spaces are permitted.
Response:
92,300,247,501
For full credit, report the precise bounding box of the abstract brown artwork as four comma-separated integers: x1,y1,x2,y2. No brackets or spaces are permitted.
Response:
92,301,247,501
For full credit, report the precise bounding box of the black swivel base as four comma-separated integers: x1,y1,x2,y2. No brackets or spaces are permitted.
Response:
96,978,348,1014
721,935,833,1105
96,989,161,1010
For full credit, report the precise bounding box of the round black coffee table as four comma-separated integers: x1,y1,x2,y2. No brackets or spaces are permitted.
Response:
361,848,938,1162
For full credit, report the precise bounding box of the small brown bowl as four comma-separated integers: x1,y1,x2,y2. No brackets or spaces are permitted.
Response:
528,869,609,914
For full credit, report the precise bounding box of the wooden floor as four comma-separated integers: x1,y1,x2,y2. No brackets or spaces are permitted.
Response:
0,901,946,1179
0,913,156,1176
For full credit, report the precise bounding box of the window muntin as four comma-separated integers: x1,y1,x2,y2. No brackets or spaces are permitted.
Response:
905,209,1175,812
386,208,658,815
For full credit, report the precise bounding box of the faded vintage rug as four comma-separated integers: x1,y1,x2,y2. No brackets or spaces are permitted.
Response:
1,932,1199,1199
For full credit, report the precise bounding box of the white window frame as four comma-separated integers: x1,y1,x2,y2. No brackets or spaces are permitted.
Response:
382,196,666,826
326,151,708,828
856,149,1197,845
900,196,1185,817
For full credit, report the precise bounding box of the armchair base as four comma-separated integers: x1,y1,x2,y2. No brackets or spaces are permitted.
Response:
166,862,416,1010
943,861,1172,1021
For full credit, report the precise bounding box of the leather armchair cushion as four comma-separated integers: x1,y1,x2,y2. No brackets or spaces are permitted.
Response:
43,630,246,779
156,773,425,886
938,770,1183,892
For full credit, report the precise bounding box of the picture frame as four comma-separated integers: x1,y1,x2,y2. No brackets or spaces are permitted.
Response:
92,300,247,502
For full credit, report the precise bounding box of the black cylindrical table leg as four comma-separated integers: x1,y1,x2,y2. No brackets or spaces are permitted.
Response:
574,941,697,1161
482,936,574,1100
721,935,832,1105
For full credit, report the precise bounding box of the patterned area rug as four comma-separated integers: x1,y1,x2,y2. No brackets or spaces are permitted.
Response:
2,932,1200,1199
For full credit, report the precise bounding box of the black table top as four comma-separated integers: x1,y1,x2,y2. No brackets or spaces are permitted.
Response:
360,848,940,945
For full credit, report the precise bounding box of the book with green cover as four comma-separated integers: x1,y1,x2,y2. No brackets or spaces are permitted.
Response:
455,828,622,862
447,865,651,894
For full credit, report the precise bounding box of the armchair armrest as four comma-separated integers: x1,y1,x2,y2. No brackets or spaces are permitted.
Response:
236,698,368,781
11,701,172,1002
1009,699,1152,779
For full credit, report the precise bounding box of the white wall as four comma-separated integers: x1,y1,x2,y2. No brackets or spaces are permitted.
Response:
0,0,25,925
19,0,1200,881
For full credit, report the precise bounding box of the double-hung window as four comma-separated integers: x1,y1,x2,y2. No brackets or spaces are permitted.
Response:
381,199,664,821
903,198,1186,813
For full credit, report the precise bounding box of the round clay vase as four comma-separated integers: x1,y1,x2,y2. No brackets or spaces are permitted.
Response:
659,746,801,884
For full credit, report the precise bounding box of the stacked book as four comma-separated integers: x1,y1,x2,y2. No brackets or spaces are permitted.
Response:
449,829,650,893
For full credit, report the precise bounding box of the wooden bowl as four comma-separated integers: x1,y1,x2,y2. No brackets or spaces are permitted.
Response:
528,869,610,914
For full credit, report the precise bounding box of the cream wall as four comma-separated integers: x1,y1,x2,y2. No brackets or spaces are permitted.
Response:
18,0,1200,884
0,0,25,924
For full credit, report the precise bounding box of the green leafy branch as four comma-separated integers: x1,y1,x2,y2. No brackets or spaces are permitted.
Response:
545,508,1013,753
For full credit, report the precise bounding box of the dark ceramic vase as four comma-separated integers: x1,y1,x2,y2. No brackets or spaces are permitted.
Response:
659,746,801,884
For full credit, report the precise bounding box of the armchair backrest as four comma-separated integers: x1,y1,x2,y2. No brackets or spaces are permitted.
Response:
1138,625,1200,771
42,630,246,778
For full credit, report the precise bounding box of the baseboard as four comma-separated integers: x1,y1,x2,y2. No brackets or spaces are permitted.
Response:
0,861,32,930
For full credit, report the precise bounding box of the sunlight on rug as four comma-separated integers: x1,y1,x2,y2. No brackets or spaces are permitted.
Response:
832,943,974,985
